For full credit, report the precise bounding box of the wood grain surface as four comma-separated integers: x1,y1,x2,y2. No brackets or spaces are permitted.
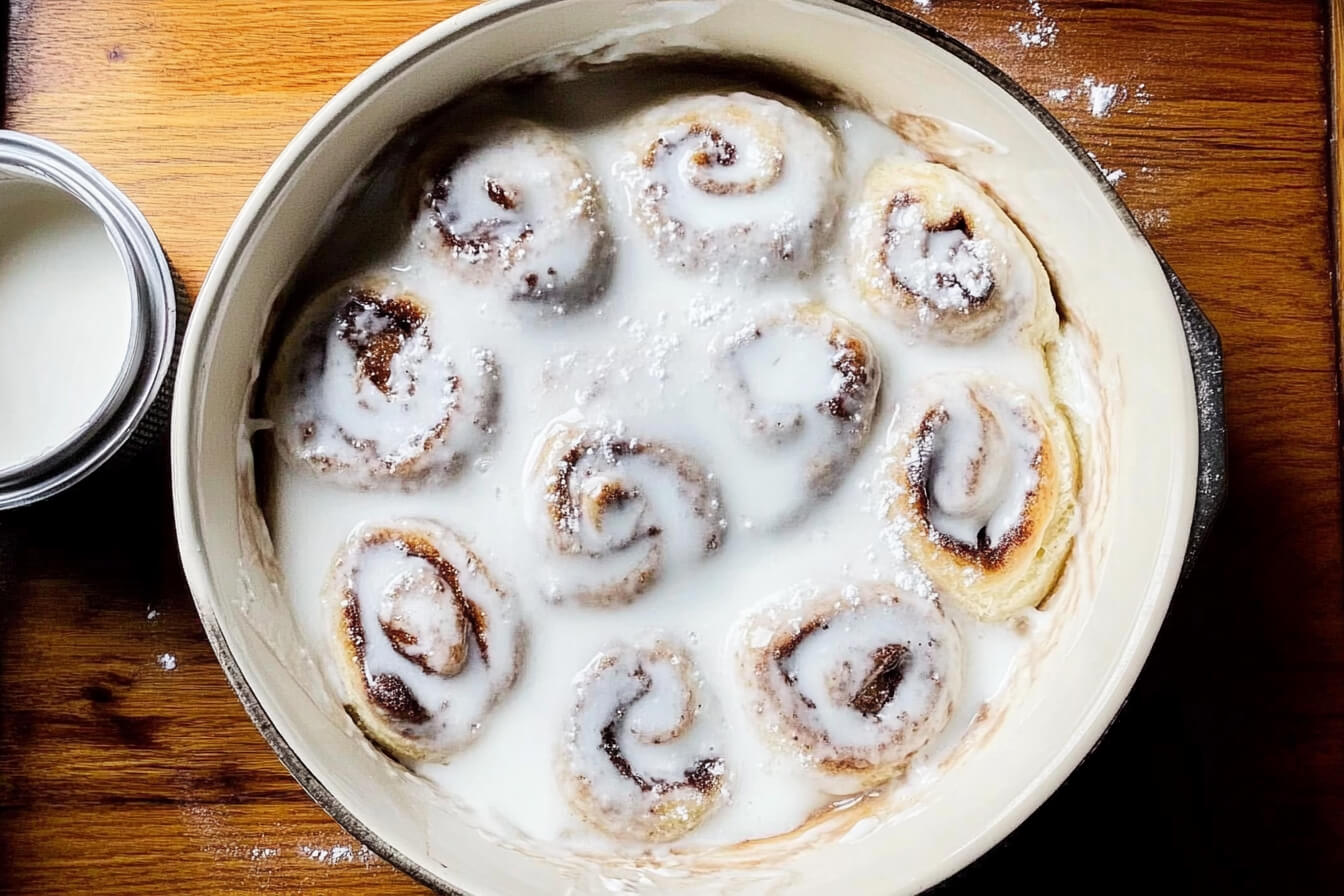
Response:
1,1,1340,893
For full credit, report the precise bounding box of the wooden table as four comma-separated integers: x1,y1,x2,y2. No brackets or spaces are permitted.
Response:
1,1,1339,892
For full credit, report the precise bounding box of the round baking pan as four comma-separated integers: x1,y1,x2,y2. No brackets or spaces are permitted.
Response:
171,1,1226,893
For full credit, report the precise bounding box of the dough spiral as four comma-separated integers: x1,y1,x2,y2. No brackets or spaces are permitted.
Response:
560,638,727,841
618,92,841,279
326,519,525,761
268,277,499,487
852,158,1056,344
886,374,1078,620
736,584,961,792
525,415,726,606
714,302,881,524
419,121,612,310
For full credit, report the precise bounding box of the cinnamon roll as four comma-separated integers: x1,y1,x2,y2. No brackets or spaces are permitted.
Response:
617,92,841,278
524,415,725,606
418,121,612,310
560,639,727,842
737,584,961,791
886,374,1078,621
326,519,524,762
852,158,1056,344
714,302,881,523
268,277,499,487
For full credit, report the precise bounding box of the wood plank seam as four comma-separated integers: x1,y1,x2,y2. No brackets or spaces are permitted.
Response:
1333,0,1344,490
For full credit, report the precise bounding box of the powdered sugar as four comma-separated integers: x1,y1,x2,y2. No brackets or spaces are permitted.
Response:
1045,77,1152,118
1087,151,1126,186
1010,2,1058,48
263,70,1088,857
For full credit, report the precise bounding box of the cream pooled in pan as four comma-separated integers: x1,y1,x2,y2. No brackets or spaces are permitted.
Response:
259,62,1090,857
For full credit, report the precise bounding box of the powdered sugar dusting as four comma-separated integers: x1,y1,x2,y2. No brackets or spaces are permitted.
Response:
1084,77,1122,118
263,70,1092,859
1010,2,1058,48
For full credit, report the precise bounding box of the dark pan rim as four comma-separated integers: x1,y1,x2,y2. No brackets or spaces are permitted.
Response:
173,1,1228,894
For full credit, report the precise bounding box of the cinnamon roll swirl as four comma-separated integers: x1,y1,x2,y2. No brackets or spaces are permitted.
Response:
419,121,612,310
714,303,881,523
737,584,961,791
886,374,1078,621
326,520,524,762
268,277,499,487
560,639,727,842
524,416,725,606
618,92,841,278
852,158,1056,344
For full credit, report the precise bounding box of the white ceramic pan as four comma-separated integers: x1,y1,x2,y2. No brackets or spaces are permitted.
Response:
171,1,1226,892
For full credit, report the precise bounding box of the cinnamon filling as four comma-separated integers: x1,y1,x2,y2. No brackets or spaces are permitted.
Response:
337,288,427,394
907,407,1034,570
820,333,875,421
343,530,492,721
851,644,911,717
773,619,913,718
597,666,720,796
485,177,519,210
884,193,996,311
366,672,431,724
644,121,783,196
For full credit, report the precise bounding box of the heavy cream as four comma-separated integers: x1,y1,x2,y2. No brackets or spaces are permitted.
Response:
0,180,131,470
258,64,1095,862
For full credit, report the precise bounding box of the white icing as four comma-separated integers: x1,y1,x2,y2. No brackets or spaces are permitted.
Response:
614,92,841,279
270,280,499,486
331,521,524,753
884,202,993,311
416,122,610,307
919,380,1044,549
264,85,1070,854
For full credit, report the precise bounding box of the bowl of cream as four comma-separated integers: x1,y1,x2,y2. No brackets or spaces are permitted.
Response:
0,131,175,508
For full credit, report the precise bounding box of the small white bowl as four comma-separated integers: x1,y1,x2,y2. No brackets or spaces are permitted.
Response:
171,1,1225,893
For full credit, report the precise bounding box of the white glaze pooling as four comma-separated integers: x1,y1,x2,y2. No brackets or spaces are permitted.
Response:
0,180,131,470
263,81,1079,855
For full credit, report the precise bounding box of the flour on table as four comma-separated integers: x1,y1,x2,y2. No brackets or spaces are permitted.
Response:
1086,151,1125,185
1011,1,1058,48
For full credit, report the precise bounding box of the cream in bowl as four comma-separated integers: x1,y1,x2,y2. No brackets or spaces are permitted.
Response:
173,1,1223,893
0,132,176,509
0,179,132,471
